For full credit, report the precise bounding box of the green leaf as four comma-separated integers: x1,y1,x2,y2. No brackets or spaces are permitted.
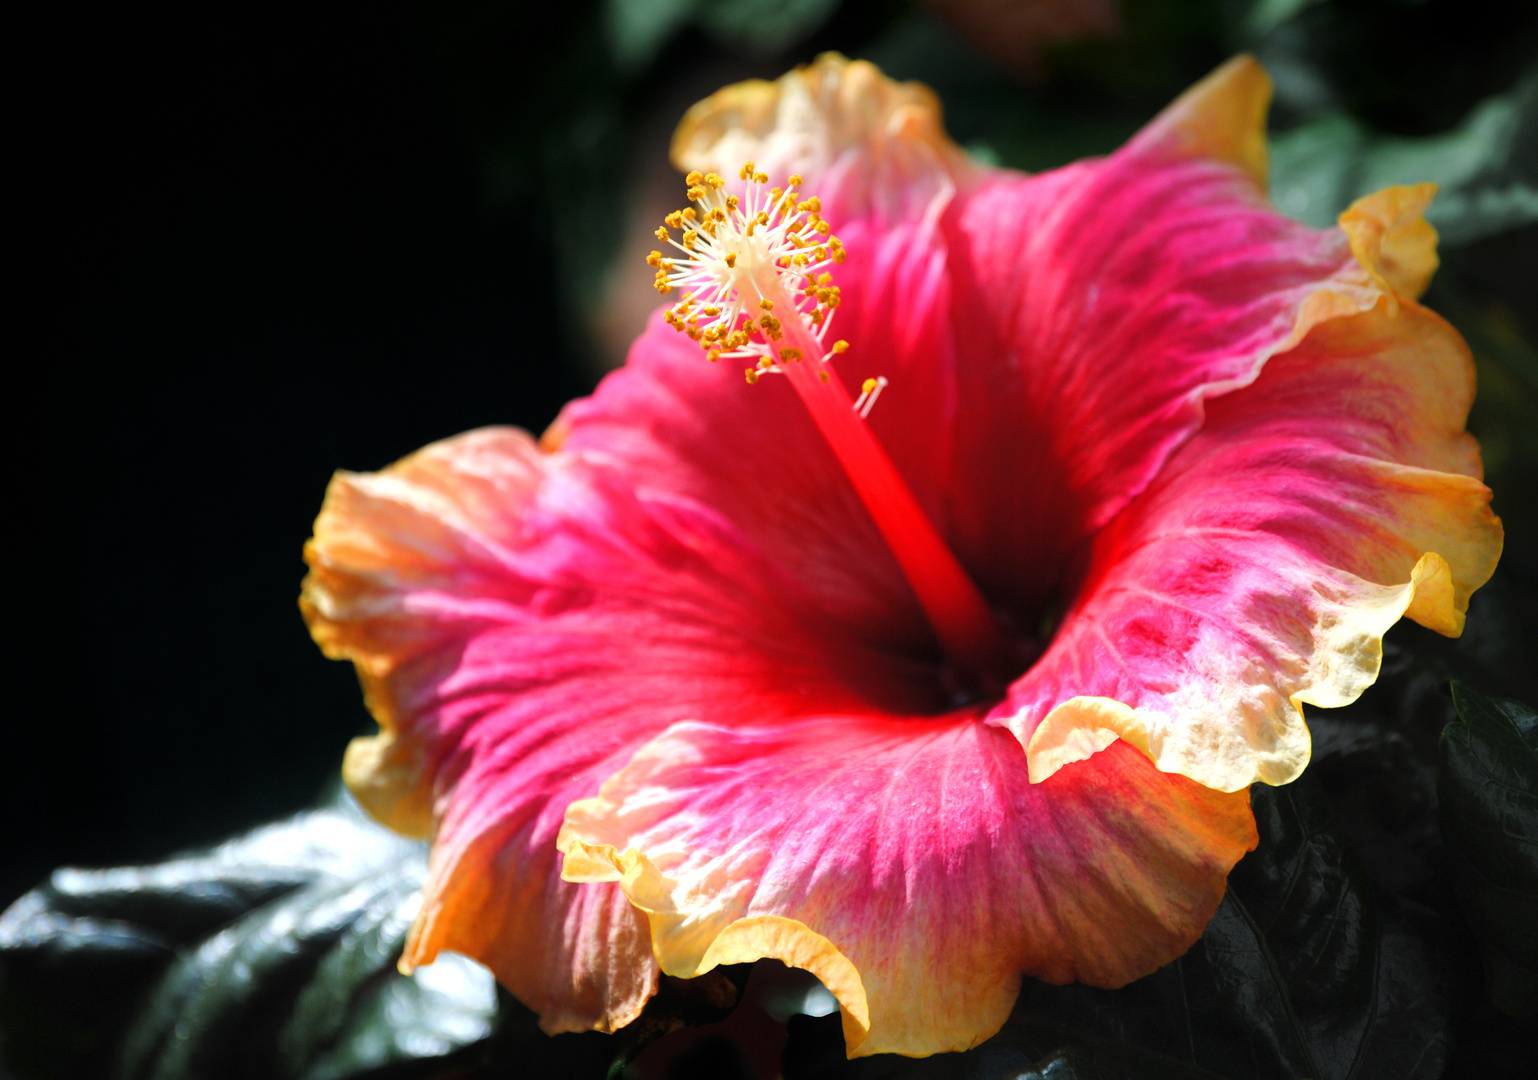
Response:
1245,0,1328,39
0,792,499,1080
788,782,1448,1080
1269,69,1538,244
601,0,839,72
697,0,841,55
602,0,702,72
1440,682,1538,1016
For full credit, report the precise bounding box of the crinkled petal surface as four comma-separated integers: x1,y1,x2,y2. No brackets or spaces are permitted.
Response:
1004,302,1502,791
301,428,909,1032
559,717,1255,1057
303,52,1502,1059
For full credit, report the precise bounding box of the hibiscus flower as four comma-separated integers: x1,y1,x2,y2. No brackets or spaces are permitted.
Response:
300,54,1502,1058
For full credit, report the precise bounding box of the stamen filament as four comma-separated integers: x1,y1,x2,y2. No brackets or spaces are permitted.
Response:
763,279,1014,690
649,164,1015,691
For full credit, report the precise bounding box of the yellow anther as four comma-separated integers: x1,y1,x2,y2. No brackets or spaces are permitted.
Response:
725,252,737,268
782,347,802,362
685,171,703,185
818,273,833,285
862,377,878,394
683,207,698,220
818,370,830,382
788,234,806,249
758,356,774,370
655,226,669,241
755,211,769,226
703,305,721,316
665,211,684,228
832,248,847,264
832,340,849,353
816,221,831,235
759,299,774,311
808,309,826,325
706,173,725,188
788,173,803,186
745,368,759,385
687,185,706,201
683,230,698,249
749,172,763,184
769,187,782,202
709,349,721,362
740,161,756,180
646,251,662,267
713,207,728,221
802,197,821,213
814,247,827,261
793,253,809,266
655,280,673,294
702,220,718,236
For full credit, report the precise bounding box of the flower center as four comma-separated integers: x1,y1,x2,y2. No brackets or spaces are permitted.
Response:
651,164,1017,695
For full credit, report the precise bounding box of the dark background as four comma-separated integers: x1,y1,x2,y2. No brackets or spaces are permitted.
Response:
10,0,1537,909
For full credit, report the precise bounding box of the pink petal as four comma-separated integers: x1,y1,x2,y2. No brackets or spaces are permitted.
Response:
301,427,928,1031
302,55,1503,1055
559,713,1256,1056
643,56,1403,631
995,302,1502,791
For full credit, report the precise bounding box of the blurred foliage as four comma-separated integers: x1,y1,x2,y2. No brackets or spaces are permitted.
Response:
6,1,1536,1079
604,0,845,71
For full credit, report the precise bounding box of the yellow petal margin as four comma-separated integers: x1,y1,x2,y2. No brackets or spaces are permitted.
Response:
1009,269,1504,793
563,824,876,1051
1339,182,1442,306
1125,54,1272,187
671,51,977,219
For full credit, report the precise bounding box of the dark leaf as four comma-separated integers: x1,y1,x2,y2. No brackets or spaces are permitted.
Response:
0,792,501,1080
1440,683,1538,1016
788,782,1448,1080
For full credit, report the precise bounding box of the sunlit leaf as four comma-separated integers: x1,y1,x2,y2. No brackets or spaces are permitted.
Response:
1269,69,1538,244
0,792,499,1080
